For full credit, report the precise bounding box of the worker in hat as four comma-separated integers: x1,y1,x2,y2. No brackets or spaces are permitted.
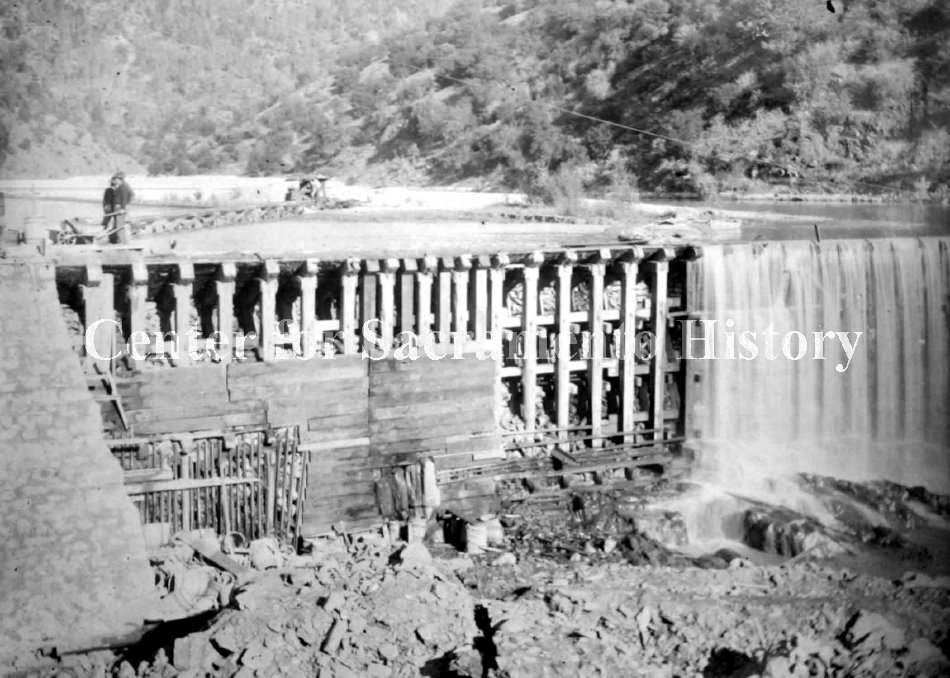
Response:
102,172,134,244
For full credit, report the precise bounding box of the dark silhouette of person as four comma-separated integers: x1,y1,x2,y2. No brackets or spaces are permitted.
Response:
102,171,134,244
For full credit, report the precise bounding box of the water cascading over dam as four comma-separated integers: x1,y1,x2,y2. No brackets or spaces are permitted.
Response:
690,236,950,493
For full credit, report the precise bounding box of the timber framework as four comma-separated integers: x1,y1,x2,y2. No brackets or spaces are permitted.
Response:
52,244,703,540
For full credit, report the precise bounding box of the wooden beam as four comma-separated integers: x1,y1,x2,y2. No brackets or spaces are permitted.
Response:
340,260,359,355
258,259,280,362
298,258,319,359
416,256,437,345
588,254,607,446
399,259,416,335
127,258,148,359
647,259,669,441
360,259,378,354
556,252,576,446
522,252,543,432
620,252,641,443
215,262,236,364
453,255,472,344
173,261,194,365
472,257,489,343
437,258,453,340
378,258,398,352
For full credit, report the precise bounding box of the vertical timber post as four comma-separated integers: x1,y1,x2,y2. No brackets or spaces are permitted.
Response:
128,257,148,355
341,259,360,356
522,252,543,433
490,254,509,426
619,249,643,443
298,259,319,359
416,256,436,346
215,262,236,364
647,251,671,441
82,260,109,372
174,261,195,365
258,259,280,362
437,258,453,340
360,259,379,354
587,251,607,447
472,256,490,344
379,258,398,352
556,252,577,447
399,259,417,336
453,255,472,347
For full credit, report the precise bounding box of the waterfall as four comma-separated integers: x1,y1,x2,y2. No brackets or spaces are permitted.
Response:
690,237,950,494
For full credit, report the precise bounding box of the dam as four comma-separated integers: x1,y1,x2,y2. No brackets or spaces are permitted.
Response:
1,218,948,664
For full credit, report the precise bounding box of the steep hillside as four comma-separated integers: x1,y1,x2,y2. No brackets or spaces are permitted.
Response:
2,0,948,197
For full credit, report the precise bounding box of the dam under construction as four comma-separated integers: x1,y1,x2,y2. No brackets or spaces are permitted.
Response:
1,201,949,674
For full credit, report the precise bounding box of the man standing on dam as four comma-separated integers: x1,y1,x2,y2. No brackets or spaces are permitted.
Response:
102,171,134,244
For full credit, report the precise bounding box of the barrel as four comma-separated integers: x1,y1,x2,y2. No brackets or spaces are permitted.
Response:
407,517,427,543
23,216,45,242
465,522,488,554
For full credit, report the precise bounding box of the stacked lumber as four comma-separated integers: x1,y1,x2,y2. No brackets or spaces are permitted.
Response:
119,365,266,435
115,365,228,410
226,357,368,444
368,354,500,466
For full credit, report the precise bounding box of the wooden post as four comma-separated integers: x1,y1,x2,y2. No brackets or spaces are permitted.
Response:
619,249,643,443
437,258,453,341
341,259,359,355
556,252,577,446
215,262,236,364
522,252,543,433
453,255,472,347
399,259,417,335
587,252,607,446
298,259,319,359
489,254,510,426
127,258,148,362
472,256,490,343
416,256,436,345
258,259,280,362
82,260,110,371
379,258,398,352
647,254,671,441
360,259,379,354
174,261,195,365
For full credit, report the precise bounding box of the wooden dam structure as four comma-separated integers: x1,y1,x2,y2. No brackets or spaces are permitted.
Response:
52,243,703,542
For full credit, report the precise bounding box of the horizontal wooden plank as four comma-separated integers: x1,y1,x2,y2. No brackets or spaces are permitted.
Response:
125,475,260,494
132,410,268,435
369,412,494,440
370,433,498,457
228,378,368,401
369,365,494,388
368,354,495,374
370,394,494,421
127,398,265,423
228,358,366,382
307,412,369,431
368,381,494,404
302,425,371,443
299,437,371,452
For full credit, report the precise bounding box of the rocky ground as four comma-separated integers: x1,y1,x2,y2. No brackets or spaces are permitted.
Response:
21,476,949,678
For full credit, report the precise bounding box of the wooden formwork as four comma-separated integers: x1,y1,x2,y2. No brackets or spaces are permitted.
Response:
58,244,702,535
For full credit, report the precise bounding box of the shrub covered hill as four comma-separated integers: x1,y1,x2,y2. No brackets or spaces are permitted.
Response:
2,0,949,197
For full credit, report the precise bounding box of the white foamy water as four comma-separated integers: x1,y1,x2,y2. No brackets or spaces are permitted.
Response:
689,237,950,495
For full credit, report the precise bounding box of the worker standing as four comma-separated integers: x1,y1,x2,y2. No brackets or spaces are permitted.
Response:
102,171,134,244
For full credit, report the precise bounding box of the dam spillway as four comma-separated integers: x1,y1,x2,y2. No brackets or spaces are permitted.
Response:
689,236,950,493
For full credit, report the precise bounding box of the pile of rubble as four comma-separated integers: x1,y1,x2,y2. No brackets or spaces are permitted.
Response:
35,474,950,678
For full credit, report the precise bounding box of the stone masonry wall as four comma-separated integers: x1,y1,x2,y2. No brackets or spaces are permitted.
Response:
0,258,152,666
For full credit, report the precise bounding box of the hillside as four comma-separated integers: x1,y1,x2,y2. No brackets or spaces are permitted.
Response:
1,0,948,198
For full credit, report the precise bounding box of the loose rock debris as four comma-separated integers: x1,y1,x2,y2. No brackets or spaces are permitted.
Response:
19,478,950,678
